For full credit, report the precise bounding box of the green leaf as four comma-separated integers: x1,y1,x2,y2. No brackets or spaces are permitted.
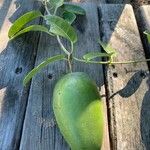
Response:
45,15,77,43
144,31,150,43
8,11,43,38
83,52,111,61
10,25,53,40
62,11,76,24
23,55,65,86
98,40,117,58
63,4,86,15
49,0,64,8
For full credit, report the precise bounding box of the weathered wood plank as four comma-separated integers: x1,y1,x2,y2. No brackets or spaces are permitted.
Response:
20,3,109,150
0,0,43,149
135,5,150,149
99,4,149,150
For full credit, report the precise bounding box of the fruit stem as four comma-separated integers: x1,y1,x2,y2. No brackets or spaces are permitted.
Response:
68,54,72,73
71,42,74,53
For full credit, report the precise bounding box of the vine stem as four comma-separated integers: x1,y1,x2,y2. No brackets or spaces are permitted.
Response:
71,42,74,53
68,54,72,73
111,59,150,64
57,36,73,73
73,57,110,64
68,42,74,73
73,57,150,65
57,36,70,55
54,7,58,15
44,1,51,15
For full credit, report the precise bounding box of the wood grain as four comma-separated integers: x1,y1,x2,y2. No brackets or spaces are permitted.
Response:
20,3,110,150
99,4,149,150
0,0,43,149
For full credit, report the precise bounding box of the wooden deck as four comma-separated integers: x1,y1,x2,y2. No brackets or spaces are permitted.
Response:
0,0,150,150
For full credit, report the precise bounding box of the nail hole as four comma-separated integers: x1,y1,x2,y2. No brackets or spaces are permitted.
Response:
113,72,118,78
111,65,115,69
48,74,53,79
15,67,22,74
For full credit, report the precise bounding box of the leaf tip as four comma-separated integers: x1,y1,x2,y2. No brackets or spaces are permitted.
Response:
23,78,28,87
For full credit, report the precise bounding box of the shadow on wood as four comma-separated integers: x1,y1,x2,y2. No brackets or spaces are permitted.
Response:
99,4,150,150
109,70,148,99
141,77,150,150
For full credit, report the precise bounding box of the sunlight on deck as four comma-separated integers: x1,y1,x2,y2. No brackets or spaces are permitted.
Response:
0,0,16,50
0,0,4,9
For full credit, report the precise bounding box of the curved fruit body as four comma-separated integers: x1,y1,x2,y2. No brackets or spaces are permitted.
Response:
53,72,104,150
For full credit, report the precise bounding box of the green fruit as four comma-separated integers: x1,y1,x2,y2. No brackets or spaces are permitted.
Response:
53,72,104,150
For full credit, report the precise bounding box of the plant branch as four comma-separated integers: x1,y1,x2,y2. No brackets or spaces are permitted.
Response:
57,36,70,55
44,1,51,15
71,42,74,53
68,54,72,73
111,58,150,64
73,57,150,65
54,7,58,15
73,57,110,64
56,36,73,72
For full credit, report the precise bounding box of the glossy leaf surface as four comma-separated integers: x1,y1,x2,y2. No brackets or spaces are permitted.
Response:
8,11,43,38
45,15,77,43
63,4,86,15
10,25,53,40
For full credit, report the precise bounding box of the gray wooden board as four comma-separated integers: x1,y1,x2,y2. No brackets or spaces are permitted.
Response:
20,3,109,150
0,0,43,149
99,4,149,150
136,5,150,150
